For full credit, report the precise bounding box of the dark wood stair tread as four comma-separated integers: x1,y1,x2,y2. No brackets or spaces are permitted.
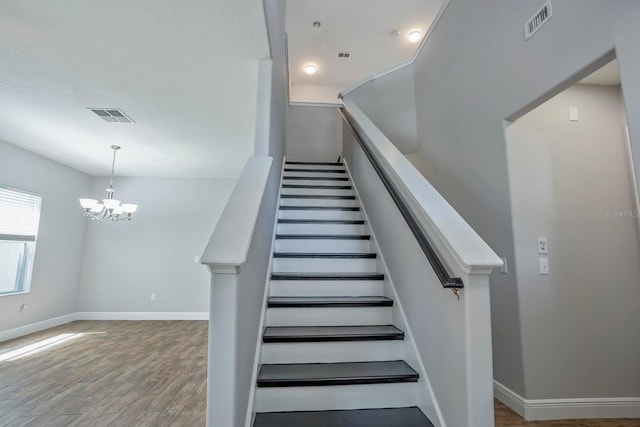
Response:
263,325,404,343
286,161,344,166
253,407,434,427
271,273,384,281
273,252,376,259
284,168,346,173
283,184,352,189
278,219,364,224
275,234,370,240
281,194,355,200
279,206,360,211
283,176,349,181
257,360,418,387
267,296,391,307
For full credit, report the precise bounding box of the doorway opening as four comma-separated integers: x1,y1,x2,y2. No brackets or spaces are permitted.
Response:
502,56,640,420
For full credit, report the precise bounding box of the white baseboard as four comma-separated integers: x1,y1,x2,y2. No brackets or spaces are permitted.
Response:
0,313,78,343
494,380,640,420
75,312,209,321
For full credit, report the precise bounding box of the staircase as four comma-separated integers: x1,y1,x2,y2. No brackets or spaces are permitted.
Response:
252,161,434,426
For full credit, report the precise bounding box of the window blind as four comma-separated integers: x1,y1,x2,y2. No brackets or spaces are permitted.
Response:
0,186,42,237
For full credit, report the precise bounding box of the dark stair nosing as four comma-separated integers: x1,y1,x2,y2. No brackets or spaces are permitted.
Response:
283,176,349,181
279,206,360,211
267,295,391,308
273,252,376,259
283,184,352,189
271,272,384,281
281,194,355,200
275,234,370,240
278,219,365,224
253,407,434,427
284,168,346,173
286,161,344,166
262,325,404,343
257,360,417,387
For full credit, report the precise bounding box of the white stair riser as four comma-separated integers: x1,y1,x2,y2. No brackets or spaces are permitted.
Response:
286,164,345,171
279,210,361,221
272,258,377,273
266,307,392,326
260,341,404,364
255,383,419,412
282,188,354,197
279,198,356,208
277,223,364,234
275,239,371,253
284,171,347,179
283,179,350,186
270,280,384,297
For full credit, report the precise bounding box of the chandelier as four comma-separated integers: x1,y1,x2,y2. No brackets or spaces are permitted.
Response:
79,145,138,221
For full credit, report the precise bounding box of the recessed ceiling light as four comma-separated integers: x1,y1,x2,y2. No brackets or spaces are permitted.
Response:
313,21,321,29
408,31,422,43
304,64,317,75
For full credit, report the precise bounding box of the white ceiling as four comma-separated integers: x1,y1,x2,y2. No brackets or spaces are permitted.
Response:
579,59,621,86
0,0,269,178
286,0,444,98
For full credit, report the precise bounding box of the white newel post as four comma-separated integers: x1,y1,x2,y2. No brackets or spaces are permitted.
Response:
200,156,273,427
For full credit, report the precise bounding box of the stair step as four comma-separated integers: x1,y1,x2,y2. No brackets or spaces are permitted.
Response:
281,194,355,200
283,176,349,181
253,407,434,427
263,325,404,343
271,272,383,281
276,234,370,240
284,168,346,173
279,206,359,211
267,296,391,308
257,360,418,387
283,184,352,190
278,219,364,224
286,161,344,166
273,252,376,259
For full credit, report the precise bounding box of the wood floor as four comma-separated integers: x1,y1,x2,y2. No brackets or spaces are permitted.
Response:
1,320,638,426
0,321,207,426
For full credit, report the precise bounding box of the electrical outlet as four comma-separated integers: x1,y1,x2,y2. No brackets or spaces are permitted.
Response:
194,255,200,263
537,237,548,254
150,293,157,301
20,304,27,313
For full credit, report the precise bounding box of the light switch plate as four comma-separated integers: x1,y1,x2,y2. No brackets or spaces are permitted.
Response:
539,258,549,275
537,237,548,254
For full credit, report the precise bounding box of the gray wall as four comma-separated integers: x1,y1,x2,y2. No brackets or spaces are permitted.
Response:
406,0,640,399
507,84,640,398
78,177,234,313
0,141,89,331
285,105,342,162
344,66,418,154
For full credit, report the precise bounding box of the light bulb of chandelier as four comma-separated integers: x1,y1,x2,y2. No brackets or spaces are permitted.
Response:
90,203,104,213
102,199,121,210
79,198,98,209
121,204,138,214
112,206,125,215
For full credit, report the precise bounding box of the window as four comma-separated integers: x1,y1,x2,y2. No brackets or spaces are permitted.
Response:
0,185,42,295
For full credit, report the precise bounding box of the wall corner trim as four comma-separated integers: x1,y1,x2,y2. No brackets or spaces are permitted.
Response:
494,380,640,421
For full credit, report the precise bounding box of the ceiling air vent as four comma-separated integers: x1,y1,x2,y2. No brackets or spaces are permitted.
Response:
89,108,135,123
524,0,552,40
338,52,351,59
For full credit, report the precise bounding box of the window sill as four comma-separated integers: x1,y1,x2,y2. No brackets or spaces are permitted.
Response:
0,291,30,298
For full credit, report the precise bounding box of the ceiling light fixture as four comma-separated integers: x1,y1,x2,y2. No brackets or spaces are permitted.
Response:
79,145,138,221
313,21,321,28
304,64,317,75
408,31,422,43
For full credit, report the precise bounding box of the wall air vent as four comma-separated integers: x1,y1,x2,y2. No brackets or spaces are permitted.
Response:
338,52,351,59
525,0,552,40
89,108,135,123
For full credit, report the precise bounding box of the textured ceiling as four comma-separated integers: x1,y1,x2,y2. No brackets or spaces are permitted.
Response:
286,0,443,93
0,0,269,178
